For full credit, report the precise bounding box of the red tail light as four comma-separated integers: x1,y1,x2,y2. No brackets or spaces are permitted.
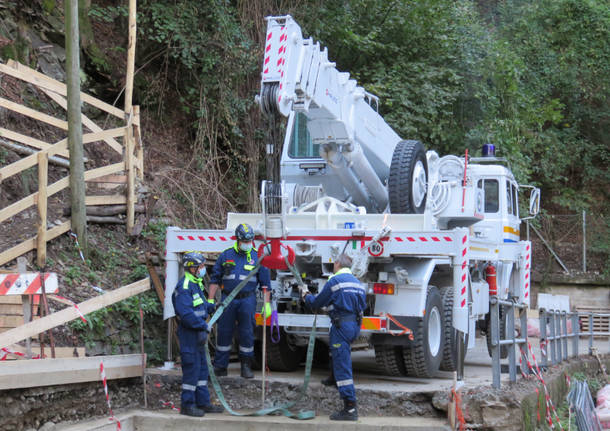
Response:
373,283,395,295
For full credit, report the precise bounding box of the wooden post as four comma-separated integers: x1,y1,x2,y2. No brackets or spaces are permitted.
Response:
65,0,88,255
125,120,135,234
133,105,144,180
124,0,137,113
36,152,48,267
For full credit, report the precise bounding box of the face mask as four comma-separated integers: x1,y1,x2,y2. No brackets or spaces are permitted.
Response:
197,267,206,278
239,242,253,252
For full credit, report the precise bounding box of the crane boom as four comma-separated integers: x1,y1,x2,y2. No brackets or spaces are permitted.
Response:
258,15,402,212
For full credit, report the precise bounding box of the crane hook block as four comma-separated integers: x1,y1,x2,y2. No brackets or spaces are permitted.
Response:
258,238,296,270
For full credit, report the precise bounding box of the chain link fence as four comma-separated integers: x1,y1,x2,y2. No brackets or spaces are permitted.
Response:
526,212,609,276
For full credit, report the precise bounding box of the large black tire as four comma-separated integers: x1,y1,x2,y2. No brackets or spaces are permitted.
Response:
486,305,509,359
374,344,407,376
264,328,306,372
439,287,462,372
402,286,444,378
388,140,428,214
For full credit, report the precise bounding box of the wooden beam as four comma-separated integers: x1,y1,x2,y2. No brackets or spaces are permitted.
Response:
124,0,136,113
37,151,48,267
0,97,68,130
0,127,71,158
0,221,70,267
0,354,143,390
2,60,125,119
41,88,123,155
126,121,135,234
0,138,68,182
2,344,85,360
0,278,150,349
85,195,127,206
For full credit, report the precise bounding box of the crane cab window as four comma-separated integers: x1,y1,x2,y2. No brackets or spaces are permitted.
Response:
288,113,320,158
506,181,513,216
511,183,519,217
479,179,499,213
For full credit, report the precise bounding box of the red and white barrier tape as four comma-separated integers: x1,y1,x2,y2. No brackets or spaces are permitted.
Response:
53,295,87,323
69,232,86,263
160,400,180,412
519,343,564,430
100,361,122,430
1,347,40,360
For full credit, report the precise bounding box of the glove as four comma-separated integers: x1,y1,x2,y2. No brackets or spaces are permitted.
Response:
197,329,208,346
205,299,217,314
299,285,310,299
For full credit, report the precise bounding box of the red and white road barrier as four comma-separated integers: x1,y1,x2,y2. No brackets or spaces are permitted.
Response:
0,273,58,295
100,361,122,430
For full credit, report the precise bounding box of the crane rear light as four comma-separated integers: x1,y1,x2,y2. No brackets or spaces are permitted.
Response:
373,283,395,295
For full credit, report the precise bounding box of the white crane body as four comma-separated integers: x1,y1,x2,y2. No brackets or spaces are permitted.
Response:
164,15,540,377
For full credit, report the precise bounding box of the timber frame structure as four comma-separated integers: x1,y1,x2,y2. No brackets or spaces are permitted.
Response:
0,59,143,268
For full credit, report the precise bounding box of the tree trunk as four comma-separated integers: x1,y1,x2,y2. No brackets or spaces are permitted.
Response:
65,0,88,256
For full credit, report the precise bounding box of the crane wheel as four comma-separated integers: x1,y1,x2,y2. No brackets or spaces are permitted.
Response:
374,344,407,376
388,140,428,214
402,286,444,377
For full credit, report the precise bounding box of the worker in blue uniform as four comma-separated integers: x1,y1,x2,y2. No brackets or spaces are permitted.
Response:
208,223,271,379
172,251,224,417
300,253,365,421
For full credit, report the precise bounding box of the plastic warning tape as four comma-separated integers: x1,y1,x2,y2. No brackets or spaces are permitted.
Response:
52,295,87,323
0,347,41,361
160,400,180,412
100,361,122,430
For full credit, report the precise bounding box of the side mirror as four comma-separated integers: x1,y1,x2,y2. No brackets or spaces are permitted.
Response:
529,188,540,216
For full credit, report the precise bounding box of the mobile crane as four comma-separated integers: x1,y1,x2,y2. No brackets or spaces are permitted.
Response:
164,15,540,379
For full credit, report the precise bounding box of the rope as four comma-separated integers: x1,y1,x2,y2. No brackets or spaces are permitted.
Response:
204,260,316,420
383,312,414,340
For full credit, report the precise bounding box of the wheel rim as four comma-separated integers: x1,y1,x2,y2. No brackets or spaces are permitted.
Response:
412,160,427,207
428,306,441,357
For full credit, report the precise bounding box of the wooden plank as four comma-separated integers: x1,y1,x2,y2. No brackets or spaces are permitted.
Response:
0,192,36,224
0,139,68,182
124,0,136,113
0,238,35,267
0,304,25,314
2,345,85,360
87,174,127,184
0,297,23,305
0,354,143,389
41,88,124,155
85,195,127,206
0,278,150,348
0,222,70,267
0,315,39,327
133,105,144,180
37,152,48,267
0,97,68,130
126,119,135,233
2,60,125,119
0,127,70,158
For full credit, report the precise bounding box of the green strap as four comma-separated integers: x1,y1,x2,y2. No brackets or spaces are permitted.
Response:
204,261,316,420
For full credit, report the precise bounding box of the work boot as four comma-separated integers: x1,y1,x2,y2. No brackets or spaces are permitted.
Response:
321,375,336,387
213,367,227,377
180,405,205,417
330,400,358,421
240,357,254,379
198,403,224,413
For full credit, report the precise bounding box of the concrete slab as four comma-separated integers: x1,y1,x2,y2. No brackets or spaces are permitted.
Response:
147,334,609,394
57,410,450,430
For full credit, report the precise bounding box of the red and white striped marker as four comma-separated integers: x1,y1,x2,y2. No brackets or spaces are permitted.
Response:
100,361,122,430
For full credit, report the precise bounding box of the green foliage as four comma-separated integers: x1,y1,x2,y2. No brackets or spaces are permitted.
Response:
142,219,169,251
88,5,128,23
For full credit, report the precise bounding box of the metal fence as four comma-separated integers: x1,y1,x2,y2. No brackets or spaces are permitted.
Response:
490,306,610,389
567,379,603,431
526,212,609,275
